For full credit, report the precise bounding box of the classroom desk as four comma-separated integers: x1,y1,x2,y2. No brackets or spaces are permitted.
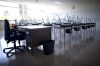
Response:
17,26,51,53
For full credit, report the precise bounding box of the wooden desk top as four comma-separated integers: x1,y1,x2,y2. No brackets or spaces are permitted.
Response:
17,25,51,29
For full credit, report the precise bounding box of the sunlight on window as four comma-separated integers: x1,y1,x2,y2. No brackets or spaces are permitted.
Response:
0,1,20,20
26,3,59,20
27,3,59,13
0,1,61,20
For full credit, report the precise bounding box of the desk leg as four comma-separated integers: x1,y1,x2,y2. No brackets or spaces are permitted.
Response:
31,47,34,54
26,44,29,51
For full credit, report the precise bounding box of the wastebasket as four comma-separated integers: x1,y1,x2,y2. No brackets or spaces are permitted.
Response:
43,40,54,55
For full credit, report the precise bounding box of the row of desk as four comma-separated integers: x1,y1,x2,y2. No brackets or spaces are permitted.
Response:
17,23,96,53
53,23,96,45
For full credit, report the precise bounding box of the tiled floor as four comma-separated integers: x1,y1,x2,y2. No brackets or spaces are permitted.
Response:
0,29,100,66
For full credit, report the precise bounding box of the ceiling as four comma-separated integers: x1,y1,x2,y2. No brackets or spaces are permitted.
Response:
0,0,100,3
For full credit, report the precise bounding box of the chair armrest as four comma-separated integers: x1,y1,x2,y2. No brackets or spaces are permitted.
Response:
10,29,18,37
11,29,26,36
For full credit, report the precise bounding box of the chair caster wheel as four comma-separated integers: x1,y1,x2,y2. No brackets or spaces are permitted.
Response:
6,53,9,57
21,49,23,52
3,49,5,53
23,45,25,48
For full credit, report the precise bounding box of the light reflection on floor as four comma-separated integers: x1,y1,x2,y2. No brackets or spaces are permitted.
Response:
0,29,100,66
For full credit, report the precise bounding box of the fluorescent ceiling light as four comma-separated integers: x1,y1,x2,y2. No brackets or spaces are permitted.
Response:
53,1,62,5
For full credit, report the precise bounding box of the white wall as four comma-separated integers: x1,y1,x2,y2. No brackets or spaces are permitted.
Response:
0,20,4,31
58,1,100,30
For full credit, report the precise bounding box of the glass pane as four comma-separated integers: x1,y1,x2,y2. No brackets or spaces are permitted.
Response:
0,1,20,20
26,3,59,21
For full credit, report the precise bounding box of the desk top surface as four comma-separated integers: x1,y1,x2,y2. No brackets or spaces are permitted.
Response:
17,25,51,29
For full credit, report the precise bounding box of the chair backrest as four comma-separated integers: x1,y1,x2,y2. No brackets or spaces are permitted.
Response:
4,19,11,40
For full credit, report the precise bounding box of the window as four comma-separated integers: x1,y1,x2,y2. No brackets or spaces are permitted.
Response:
26,3,59,22
0,1,20,20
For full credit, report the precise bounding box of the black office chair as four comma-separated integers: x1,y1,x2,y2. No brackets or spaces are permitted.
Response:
3,19,26,57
